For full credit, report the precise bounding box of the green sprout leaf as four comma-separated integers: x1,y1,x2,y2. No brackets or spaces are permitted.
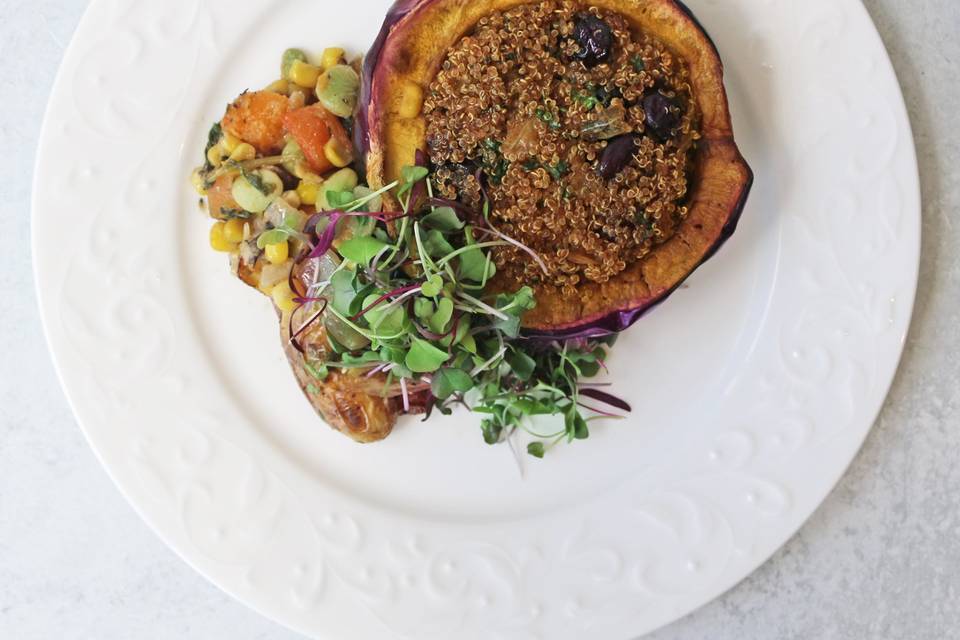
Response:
421,206,465,232
421,275,444,298
492,286,537,338
505,349,537,381
398,165,429,197
427,298,455,334
304,362,329,381
431,368,474,400
339,236,387,266
423,230,456,259
527,442,546,458
325,189,356,209
405,338,450,373
362,293,409,334
257,228,291,249
329,270,359,315
482,419,503,445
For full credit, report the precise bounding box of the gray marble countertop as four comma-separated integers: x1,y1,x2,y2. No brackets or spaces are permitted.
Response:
3,1,958,638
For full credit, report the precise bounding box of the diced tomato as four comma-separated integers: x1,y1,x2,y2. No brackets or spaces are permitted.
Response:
283,104,352,174
206,174,239,219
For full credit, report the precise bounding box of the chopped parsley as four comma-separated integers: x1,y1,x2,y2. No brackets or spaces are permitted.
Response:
535,107,562,130
202,122,223,171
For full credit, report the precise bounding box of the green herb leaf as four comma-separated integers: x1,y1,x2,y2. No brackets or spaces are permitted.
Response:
203,122,223,169
241,167,273,196
257,228,291,249
405,338,450,373
505,349,537,381
329,270,359,315
578,361,602,378
511,397,556,416
380,346,406,365
460,332,478,354
427,298,454,334
398,165,429,197
304,362,329,381
423,230,456,259
421,206,465,232
339,236,387,266
535,108,562,130
421,275,444,298
414,298,434,320
546,160,569,181
565,407,590,441
340,351,384,366
326,189,356,209
219,207,252,220
362,293,409,334
493,287,537,338
431,367,474,400
482,419,503,445
458,233,497,283
527,442,546,458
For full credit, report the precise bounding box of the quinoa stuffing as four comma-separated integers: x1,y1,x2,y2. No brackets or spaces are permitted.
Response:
424,0,701,294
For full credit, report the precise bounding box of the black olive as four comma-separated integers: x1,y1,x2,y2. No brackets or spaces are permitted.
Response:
643,92,682,140
573,14,613,68
598,134,637,180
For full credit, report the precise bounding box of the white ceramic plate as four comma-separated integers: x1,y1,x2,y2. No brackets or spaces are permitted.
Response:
33,1,920,638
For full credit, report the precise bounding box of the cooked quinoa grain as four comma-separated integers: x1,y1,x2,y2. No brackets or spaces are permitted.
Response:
424,0,700,290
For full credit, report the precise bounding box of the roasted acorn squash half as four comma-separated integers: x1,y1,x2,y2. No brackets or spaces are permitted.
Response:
359,0,753,337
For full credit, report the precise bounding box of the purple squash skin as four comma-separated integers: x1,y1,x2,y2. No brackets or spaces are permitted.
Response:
355,0,423,160
359,0,754,340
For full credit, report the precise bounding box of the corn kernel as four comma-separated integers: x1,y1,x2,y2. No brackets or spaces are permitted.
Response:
265,78,290,94
221,132,242,154
265,240,290,265
324,137,354,168
271,281,297,314
398,82,424,119
223,218,245,244
191,169,207,195
288,60,321,88
281,190,302,208
206,144,226,168
209,222,236,252
229,142,256,162
293,160,321,182
296,179,321,206
321,47,346,71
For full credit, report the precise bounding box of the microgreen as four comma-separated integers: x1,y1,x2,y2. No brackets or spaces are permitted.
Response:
285,160,629,458
421,206,464,232
339,236,388,266
257,210,306,249
398,165,429,197
431,368,474,400
406,338,450,373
